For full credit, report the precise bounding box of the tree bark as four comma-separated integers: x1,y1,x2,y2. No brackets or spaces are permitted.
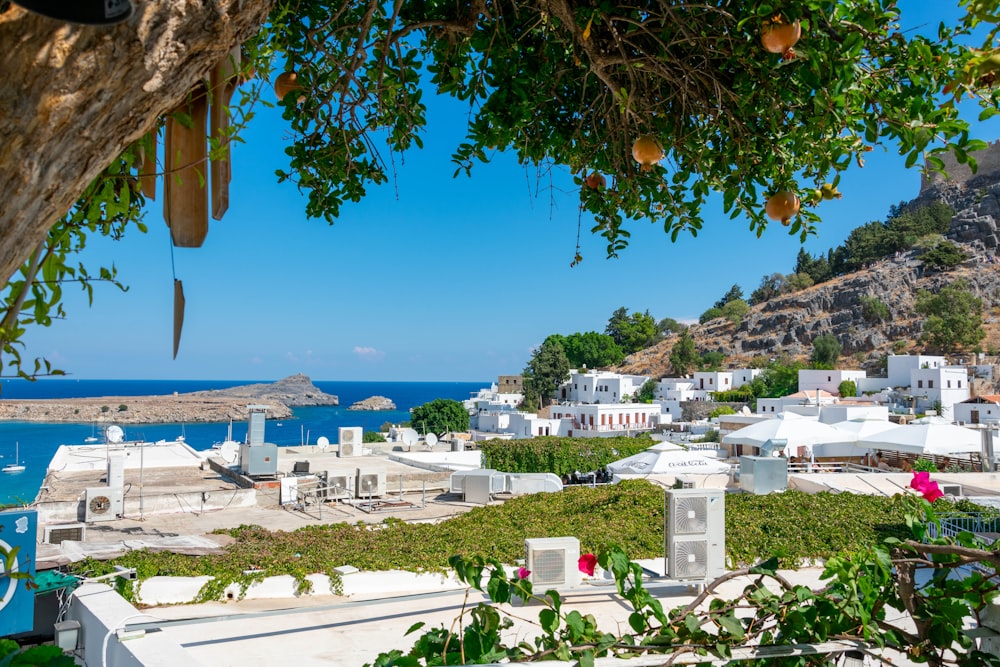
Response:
0,0,274,285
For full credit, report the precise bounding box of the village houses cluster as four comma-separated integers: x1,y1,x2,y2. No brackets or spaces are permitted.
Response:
463,354,1000,440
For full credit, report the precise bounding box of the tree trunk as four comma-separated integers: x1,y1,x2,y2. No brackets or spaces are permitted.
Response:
0,0,273,285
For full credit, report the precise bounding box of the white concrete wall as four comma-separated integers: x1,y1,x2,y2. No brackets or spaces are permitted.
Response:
798,369,866,394
818,405,889,424
888,354,946,388
67,583,200,666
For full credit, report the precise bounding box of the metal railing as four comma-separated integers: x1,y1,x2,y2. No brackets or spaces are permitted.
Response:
926,513,1000,547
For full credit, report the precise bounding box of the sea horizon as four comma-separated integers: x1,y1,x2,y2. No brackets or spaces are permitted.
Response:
0,378,488,506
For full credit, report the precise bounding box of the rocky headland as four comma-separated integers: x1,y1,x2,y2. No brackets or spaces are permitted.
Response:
0,374,337,424
347,396,396,411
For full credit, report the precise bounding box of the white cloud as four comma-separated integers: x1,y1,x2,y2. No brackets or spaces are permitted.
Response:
353,346,385,361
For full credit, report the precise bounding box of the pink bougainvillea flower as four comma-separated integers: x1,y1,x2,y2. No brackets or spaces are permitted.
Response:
909,471,932,492
517,567,531,579
910,471,944,502
578,553,597,576
921,483,945,503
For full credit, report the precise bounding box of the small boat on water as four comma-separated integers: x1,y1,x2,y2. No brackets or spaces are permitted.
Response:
2,442,25,473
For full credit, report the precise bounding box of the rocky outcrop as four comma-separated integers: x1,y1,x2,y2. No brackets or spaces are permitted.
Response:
616,166,1000,379
188,374,338,406
0,374,333,424
348,396,396,411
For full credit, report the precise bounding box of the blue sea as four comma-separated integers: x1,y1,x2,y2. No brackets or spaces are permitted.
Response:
0,379,485,506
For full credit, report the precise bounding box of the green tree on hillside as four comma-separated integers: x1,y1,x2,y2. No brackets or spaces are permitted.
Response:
657,318,687,336
410,399,469,437
698,307,723,324
811,334,842,369
605,308,661,354
546,332,625,370
713,284,744,310
838,379,857,398
669,330,698,376
915,279,985,353
522,339,571,409
720,299,750,325
918,239,967,271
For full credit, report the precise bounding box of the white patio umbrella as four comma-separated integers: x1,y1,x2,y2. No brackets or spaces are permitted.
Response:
721,414,845,456
607,446,731,476
829,417,898,441
860,422,982,456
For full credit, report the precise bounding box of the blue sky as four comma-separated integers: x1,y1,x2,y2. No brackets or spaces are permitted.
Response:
18,2,1000,382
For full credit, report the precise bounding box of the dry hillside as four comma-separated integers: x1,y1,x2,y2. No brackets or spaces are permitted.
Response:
615,146,1000,378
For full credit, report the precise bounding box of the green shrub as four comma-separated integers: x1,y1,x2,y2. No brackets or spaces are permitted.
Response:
914,458,937,472
708,406,736,419
362,431,386,443
696,429,720,443
480,436,651,475
100,405,110,413
118,404,128,412
859,296,889,323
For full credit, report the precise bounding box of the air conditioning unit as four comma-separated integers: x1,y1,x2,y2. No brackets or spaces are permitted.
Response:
325,472,353,499
941,483,963,497
525,537,581,590
339,427,362,457
666,489,725,582
355,469,386,497
84,487,124,522
44,523,86,544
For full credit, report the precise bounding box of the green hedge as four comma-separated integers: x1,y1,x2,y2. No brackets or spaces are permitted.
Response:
73,483,922,598
480,435,653,475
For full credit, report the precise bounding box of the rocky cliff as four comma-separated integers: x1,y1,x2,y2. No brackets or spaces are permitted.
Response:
187,373,339,407
0,374,336,424
616,148,1000,378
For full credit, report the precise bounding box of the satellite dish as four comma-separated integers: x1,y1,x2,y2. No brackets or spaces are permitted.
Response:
741,406,751,416
219,441,239,464
401,429,418,447
106,425,124,444
425,433,438,447
316,436,329,451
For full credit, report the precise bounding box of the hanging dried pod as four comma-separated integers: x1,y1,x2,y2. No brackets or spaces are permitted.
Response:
137,130,156,200
173,279,185,359
164,86,209,247
210,46,241,220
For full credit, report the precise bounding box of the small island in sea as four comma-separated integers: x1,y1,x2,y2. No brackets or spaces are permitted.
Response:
347,395,396,411
0,373,337,424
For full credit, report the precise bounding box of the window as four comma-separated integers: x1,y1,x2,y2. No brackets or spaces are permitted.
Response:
929,380,934,389
828,376,832,382
918,380,923,388
948,380,952,388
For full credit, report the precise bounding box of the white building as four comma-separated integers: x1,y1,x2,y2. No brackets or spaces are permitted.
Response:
798,369,867,396
559,371,649,404
464,383,523,429
887,354,946,388
692,371,733,394
909,365,969,418
731,368,762,389
549,403,660,437
655,379,697,402
953,395,1000,425
757,389,838,415
476,410,566,439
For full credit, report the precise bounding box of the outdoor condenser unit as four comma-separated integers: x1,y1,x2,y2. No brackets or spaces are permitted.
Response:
525,536,581,590
338,427,361,457
666,488,725,582
83,487,124,522
355,469,386,497
324,472,353,499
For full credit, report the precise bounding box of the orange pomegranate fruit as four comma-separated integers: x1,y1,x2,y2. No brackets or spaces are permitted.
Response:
585,172,607,190
765,191,801,225
274,71,305,102
632,135,664,170
761,20,801,55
